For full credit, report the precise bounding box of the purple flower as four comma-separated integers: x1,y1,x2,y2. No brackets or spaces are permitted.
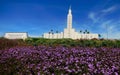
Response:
1,46,120,74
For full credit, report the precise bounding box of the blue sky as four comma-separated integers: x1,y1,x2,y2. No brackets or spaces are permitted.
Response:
0,0,120,39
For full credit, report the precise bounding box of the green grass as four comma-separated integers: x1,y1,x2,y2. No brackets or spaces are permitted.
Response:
0,38,120,50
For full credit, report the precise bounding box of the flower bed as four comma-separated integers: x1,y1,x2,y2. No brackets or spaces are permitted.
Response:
0,46,120,75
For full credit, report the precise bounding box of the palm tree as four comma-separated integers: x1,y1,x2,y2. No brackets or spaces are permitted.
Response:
48,32,51,38
83,32,86,39
85,29,87,34
84,30,88,39
98,34,101,39
83,32,85,34
52,32,54,39
51,29,53,33
50,29,53,39
56,31,58,39
80,30,82,34
79,30,82,39
87,31,90,34
87,31,90,39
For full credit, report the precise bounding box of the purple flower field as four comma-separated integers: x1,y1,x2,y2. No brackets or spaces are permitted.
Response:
0,46,120,75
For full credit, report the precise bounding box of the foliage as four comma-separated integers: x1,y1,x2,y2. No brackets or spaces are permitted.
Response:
24,38,120,48
1,38,120,50
0,46,120,74
0,38,27,50
1,38,120,74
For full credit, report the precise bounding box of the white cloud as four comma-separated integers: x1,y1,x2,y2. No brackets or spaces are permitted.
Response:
88,5,117,23
88,5,120,39
88,12,98,23
102,6,116,13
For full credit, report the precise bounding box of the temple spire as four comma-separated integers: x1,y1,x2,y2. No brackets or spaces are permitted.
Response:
69,5,72,14
67,5,72,29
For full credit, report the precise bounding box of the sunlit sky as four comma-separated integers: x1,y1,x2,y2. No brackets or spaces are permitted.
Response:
0,0,120,39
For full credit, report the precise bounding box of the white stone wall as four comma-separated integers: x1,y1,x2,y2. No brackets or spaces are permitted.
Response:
43,31,98,39
44,32,64,39
4,33,28,40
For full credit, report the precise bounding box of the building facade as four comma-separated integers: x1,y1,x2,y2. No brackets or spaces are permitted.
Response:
4,32,28,40
44,7,98,39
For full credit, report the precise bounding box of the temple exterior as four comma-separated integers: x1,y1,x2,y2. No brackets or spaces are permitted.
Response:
4,32,28,40
43,7,98,39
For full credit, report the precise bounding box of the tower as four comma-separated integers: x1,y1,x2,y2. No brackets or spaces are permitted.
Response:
67,6,72,29
44,5,99,39
67,6,73,38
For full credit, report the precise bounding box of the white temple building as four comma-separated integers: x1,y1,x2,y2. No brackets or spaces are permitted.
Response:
4,32,28,40
43,7,98,39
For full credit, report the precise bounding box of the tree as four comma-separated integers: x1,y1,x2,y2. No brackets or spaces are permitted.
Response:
87,31,90,34
56,31,58,39
80,30,82,34
51,29,53,33
85,29,87,34
84,30,89,39
83,32,85,34
98,34,101,39
48,32,51,38
86,31,90,39
83,32,86,39
52,32,54,39
50,29,54,38
50,29,53,39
